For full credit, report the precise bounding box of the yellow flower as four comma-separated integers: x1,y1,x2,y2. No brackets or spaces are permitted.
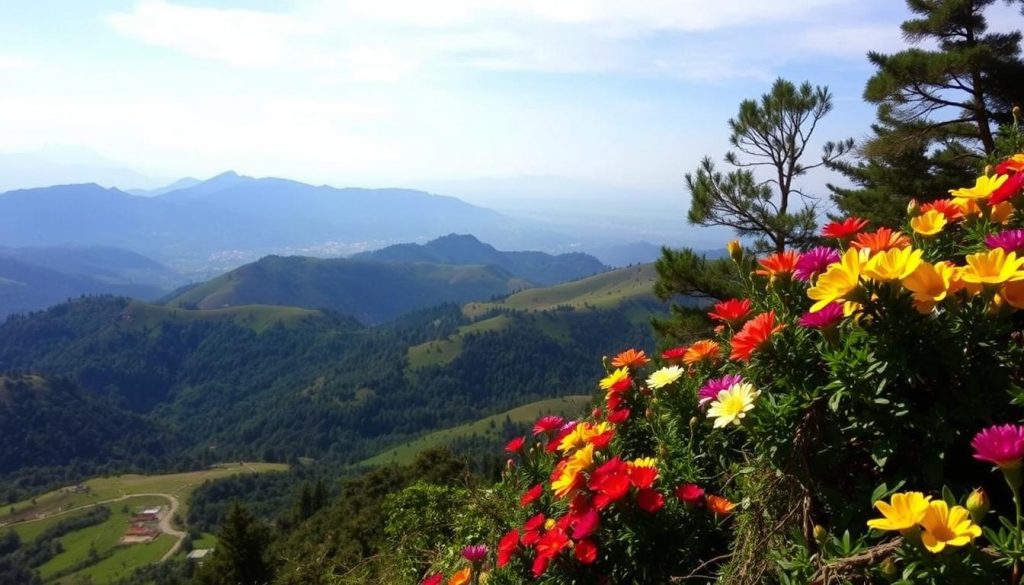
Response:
558,422,611,452
808,248,861,312
631,457,658,468
726,239,742,258
599,367,630,391
552,443,595,497
646,366,684,389
961,249,1024,285
902,261,956,312
910,210,947,236
867,491,931,532
862,247,924,282
918,500,982,553
992,201,1015,224
949,174,1009,199
706,382,759,429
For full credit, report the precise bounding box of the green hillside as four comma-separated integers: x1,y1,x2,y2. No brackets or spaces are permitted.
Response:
164,255,530,324
121,301,322,333
362,395,591,466
463,263,657,317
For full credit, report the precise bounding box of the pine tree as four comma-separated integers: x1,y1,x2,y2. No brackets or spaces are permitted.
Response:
686,78,852,253
830,0,1024,225
194,501,272,585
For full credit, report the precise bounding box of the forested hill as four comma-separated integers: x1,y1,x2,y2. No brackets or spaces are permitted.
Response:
163,255,530,324
352,234,608,285
0,264,667,492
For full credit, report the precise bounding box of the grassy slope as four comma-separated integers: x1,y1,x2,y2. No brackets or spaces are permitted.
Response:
463,263,657,318
406,314,511,369
2,463,287,584
362,396,592,466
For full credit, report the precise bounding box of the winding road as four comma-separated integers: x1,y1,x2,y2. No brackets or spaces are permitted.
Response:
3,492,187,562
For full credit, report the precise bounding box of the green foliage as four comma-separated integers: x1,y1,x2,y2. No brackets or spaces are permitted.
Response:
194,502,273,585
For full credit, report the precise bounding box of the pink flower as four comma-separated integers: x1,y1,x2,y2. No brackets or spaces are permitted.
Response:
461,544,489,563
798,302,844,329
697,374,744,406
532,415,564,436
972,424,1024,469
421,575,443,585
794,247,840,281
505,436,526,453
986,230,1024,254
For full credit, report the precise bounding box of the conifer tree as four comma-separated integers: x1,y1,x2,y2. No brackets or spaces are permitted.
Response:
830,0,1024,225
194,501,272,585
686,78,852,253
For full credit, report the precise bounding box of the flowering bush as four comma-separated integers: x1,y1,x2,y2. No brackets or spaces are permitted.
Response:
419,156,1024,584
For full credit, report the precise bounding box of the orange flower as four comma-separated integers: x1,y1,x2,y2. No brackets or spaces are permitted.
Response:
707,298,752,325
729,311,785,362
706,495,736,517
683,340,722,365
995,154,1024,175
756,251,800,280
851,227,911,254
610,349,650,369
448,568,472,585
918,199,963,222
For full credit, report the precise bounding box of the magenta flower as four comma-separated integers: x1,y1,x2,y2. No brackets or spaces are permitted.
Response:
697,374,744,406
972,424,1024,468
799,302,844,329
794,246,841,281
462,544,489,563
986,229,1024,254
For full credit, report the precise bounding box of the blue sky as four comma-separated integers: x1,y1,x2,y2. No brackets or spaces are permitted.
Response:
0,0,1018,195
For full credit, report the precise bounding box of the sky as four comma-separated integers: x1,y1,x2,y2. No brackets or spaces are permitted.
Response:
0,0,1019,197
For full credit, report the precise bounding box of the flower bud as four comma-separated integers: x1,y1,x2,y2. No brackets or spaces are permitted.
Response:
645,408,654,419
592,408,602,419
726,240,742,262
812,524,827,542
966,488,989,524
879,557,897,577
689,416,699,430
985,164,993,176
1014,105,1021,122
506,458,516,468
906,198,919,216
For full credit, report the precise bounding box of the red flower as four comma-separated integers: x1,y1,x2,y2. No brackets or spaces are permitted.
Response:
707,298,752,325
607,408,630,424
520,484,544,507
610,348,650,369
636,488,665,513
421,574,444,585
661,346,688,363
588,429,616,450
532,415,565,436
522,513,546,546
534,528,571,577
675,483,706,506
570,507,600,540
995,155,1024,175
606,393,624,411
991,172,1024,205
729,311,785,362
821,217,869,239
919,199,964,222
505,436,526,453
628,464,658,490
588,458,631,509
574,539,598,564
497,529,519,567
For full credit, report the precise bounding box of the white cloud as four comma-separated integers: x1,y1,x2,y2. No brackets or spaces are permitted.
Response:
0,54,34,70
103,0,891,83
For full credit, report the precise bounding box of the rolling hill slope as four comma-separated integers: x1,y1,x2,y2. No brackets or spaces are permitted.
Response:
164,255,530,324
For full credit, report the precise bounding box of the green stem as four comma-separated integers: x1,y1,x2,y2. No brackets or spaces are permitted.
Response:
1004,468,1023,584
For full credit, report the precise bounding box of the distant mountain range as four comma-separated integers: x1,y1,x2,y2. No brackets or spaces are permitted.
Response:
352,234,607,285
0,172,540,271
